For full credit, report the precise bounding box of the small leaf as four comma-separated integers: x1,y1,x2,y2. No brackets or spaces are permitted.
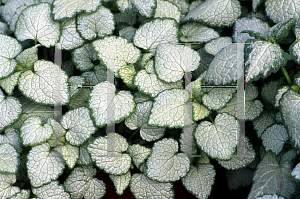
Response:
204,37,232,56
76,6,115,40
180,22,219,43
0,72,22,96
146,138,190,182
245,83,264,121
127,144,152,168
81,65,107,85
32,181,70,199
9,189,30,199
15,44,40,71
109,171,131,195
0,143,19,174
68,76,86,98
118,64,136,88
252,110,276,138
87,133,131,175
27,143,65,187
179,123,198,157
192,102,211,121
15,3,60,47
202,87,236,111
55,144,79,169
155,0,181,23
72,43,98,72
0,128,22,153
64,166,106,199
20,116,53,147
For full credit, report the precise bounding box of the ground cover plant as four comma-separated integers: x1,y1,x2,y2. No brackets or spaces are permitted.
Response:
1,0,300,198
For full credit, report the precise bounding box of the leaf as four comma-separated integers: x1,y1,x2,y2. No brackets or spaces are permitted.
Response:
64,166,106,199
265,0,300,24
154,0,181,23
252,110,276,138
146,138,190,182
68,88,91,110
119,26,136,42
245,41,287,83
148,89,193,128
217,137,256,170
15,44,40,71
180,22,219,43
32,181,70,199
9,5,27,33
76,6,115,40
0,173,20,199
195,113,240,160
78,143,93,166
204,37,232,56
192,102,211,121
0,34,22,80
182,164,216,199
54,144,79,169
247,151,296,199
27,143,65,187
0,143,19,174
256,194,285,199
0,128,22,153
130,173,175,199
245,83,264,121
291,162,300,182
92,36,141,78
201,87,236,111
52,0,102,21
87,133,131,175
134,70,183,98
116,0,156,18
279,89,300,148
182,0,242,28
18,60,69,105
57,18,85,50
20,116,53,147
179,123,198,156
109,171,131,195
127,144,152,168
0,72,22,96
261,81,279,106
261,124,288,155
118,64,136,88
61,107,96,146
133,18,178,54
9,189,30,199
193,48,214,79
15,3,60,48
46,118,66,148
233,17,269,43
72,43,98,72
217,93,237,117
68,76,86,98
155,43,200,83
81,65,107,85
133,91,152,104
204,44,237,85
0,89,22,131
88,81,135,127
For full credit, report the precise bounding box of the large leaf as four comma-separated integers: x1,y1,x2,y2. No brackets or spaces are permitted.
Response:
265,0,300,23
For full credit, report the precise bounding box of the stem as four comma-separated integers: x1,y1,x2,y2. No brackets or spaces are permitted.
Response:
43,47,48,61
209,115,214,124
34,39,37,45
128,129,140,141
281,67,292,86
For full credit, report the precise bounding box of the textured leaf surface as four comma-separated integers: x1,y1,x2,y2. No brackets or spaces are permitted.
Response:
245,83,264,121
68,88,91,110
217,137,255,170
180,22,219,43
155,0,180,23
55,144,79,169
61,107,96,146
253,111,276,138
261,81,278,106
247,152,296,199
72,43,98,72
68,76,85,98
291,162,300,181
77,6,114,40
182,164,216,199
0,72,22,96
118,64,136,88
64,166,106,199
15,44,40,71
245,41,287,83
202,88,236,110
146,138,190,182
183,0,242,27
179,124,197,156
0,90,22,131
204,44,237,85
52,0,101,21
256,194,284,199
262,124,288,155
155,43,200,83
119,26,136,42
195,113,239,160
78,144,93,166
148,89,193,128
9,5,27,33
58,18,85,50
134,70,183,98
130,173,175,199
88,81,135,127
93,36,140,77
18,60,69,105
0,128,22,153
0,143,19,174
0,173,20,199
280,89,300,148
15,3,60,47
88,133,131,175
9,189,30,199
192,102,211,122
81,65,107,85
46,118,66,148
133,18,178,53
265,0,300,24
27,143,65,187
20,116,53,146
109,171,131,195
127,144,151,168
32,181,70,199
0,34,22,80
204,37,232,56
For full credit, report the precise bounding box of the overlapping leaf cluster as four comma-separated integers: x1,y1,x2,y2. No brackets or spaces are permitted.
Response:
0,0,300,199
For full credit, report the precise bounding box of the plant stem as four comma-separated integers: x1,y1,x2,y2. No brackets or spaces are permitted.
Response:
128,128,140,141
34,39,37,45
209,115,214,124
281,67,292,86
